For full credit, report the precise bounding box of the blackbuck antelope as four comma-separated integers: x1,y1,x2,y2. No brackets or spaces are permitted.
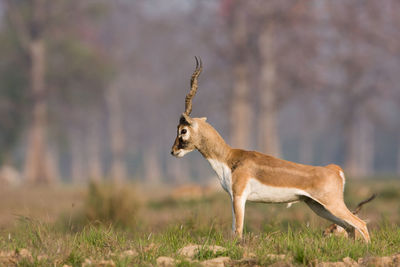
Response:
171,57,370,243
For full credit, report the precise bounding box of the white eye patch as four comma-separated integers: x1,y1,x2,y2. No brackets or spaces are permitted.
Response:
180,126,190,140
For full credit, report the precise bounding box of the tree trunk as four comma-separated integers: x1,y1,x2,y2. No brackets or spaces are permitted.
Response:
344,116,373,177
344,118,359,177
144,145,161,185
47,144,60,182
69,129,85,183
299,130,313,164
299,99,316,165
25,39,55,184
231,63,252,149
87,111,103,182
358,117,374,176
257,23,281,157
106,83,127,183
397,135,400,176
230,8,252,149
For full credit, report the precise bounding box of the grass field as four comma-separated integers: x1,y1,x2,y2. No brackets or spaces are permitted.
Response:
0,178,399,266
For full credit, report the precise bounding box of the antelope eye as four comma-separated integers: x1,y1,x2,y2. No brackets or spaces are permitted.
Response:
181,129,187,135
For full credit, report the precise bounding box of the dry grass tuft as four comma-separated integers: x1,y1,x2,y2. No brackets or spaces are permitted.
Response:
78,182,141,229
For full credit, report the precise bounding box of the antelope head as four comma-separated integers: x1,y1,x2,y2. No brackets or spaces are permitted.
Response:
171,57,207,157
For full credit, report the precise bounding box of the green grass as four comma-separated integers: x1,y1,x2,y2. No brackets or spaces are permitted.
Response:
0,179,399,266
0,217,399,266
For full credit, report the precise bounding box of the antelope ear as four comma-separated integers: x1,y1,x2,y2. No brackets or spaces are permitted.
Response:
180,113,194,125
199,117,207,122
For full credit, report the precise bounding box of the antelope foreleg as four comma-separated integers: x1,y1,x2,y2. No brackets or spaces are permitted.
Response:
233,195,246,239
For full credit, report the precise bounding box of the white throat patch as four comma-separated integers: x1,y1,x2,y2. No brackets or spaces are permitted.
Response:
175,149,192,157
207,159,232,197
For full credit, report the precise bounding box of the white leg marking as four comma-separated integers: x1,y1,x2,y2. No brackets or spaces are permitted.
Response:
231,197,236,233
339,170,346,191
286,201,299,208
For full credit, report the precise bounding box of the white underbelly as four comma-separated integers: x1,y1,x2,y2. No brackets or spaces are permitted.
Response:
246,178,309,203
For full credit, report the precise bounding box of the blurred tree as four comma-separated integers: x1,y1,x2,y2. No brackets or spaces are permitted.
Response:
223,0,253,149
106,80,127,183
98,1,133,183
257,21,281,157
87,109,103,182
0,26,29,164
4,0,57,183
1,0,399,183
234,1,317,157
47,36,112,183
324,0,396,176
3,0,112,183
397,136,400,176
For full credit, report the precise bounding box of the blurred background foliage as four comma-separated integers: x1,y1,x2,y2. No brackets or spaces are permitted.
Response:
0,0,398,186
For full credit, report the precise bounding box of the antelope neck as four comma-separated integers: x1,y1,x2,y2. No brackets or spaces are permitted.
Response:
195,123,233,196
195,123,231,164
